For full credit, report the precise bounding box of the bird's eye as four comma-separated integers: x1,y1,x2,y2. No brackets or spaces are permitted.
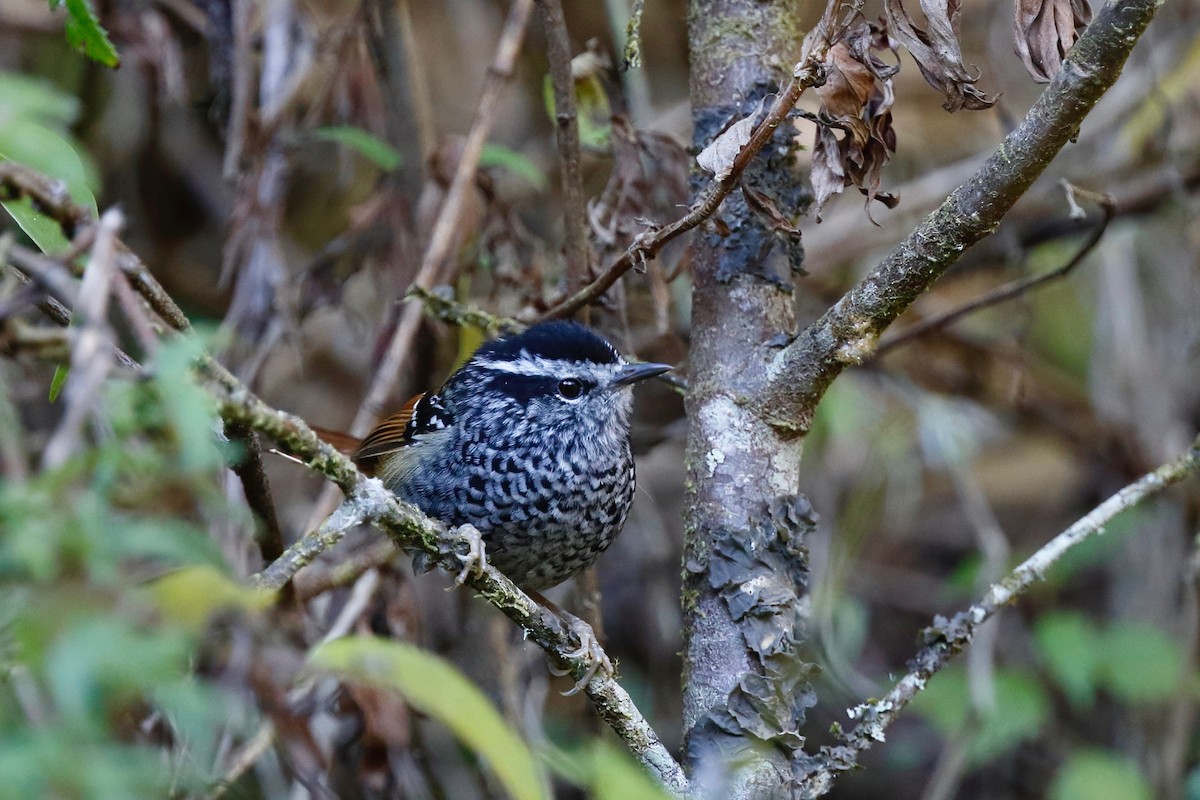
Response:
557,378,585,400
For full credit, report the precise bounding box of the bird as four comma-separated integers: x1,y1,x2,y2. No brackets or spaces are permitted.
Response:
352,320,669,589
328,321,669,687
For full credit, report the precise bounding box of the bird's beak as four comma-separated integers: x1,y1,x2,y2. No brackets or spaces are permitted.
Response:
611,362,672,387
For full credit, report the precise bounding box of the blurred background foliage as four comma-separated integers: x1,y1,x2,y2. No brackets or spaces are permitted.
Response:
0,0,1198,798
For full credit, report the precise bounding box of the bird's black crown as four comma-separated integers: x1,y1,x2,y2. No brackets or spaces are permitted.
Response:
477,321,620,366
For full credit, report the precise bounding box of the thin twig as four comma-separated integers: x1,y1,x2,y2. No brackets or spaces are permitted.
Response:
0,162,91,239
203,721,276,800
296,539,398,601
256,498,368,589
797,432,1200,792
227,420,286,566
41,208,124,470
537,0,592,299
534,8,852,322
877,186,1116,355
406,285,517,335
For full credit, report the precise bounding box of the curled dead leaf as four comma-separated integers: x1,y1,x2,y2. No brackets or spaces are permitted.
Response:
1014,0,1092,83
697,97,768,181
810,27,900,221
883,0,995,111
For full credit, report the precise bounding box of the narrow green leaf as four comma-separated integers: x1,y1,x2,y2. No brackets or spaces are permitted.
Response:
48,365,69,402
312,126,402,172
480,144,547,191
59,0,121,68
310,637,547,800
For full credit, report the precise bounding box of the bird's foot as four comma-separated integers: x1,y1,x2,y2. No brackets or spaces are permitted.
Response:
548,610,614,696
447,524,487,587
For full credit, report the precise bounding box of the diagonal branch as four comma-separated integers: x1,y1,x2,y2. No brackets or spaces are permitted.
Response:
797,432,1200,793
756,0,1162,435
534,0,860,322
876,184,1116,355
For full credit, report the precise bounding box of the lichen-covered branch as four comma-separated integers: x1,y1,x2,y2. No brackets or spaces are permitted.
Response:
757,0,1161,434
795,432,1200,795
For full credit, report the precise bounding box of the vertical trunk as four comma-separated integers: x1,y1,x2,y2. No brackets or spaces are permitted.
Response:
683,0,810,794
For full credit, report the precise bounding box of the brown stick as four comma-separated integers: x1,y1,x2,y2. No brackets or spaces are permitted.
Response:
537,0,592,299
876,186,1116,355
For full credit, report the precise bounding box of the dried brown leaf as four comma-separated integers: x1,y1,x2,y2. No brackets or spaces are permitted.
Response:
810,28,900,221
883,0,995,111
816,44,877,119
1014,0,1092,83
697,97,767,181
811,124,847,218
742,181,807,275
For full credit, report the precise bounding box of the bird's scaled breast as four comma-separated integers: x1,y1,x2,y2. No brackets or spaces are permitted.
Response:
397,426,636,590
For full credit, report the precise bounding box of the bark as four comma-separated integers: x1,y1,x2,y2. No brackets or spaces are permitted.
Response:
682,0,810,794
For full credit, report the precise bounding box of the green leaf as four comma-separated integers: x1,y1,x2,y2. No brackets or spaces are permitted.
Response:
312,126,402,172
309,636,547,800
911,666,1049,764
55,0,121,68
1050,750,1152,800
0,72,81,128
1033,611,1100,707
147,566,274,632
0,119,99,252
1098,622,1184,703
48,365,69,402
480,144,547,191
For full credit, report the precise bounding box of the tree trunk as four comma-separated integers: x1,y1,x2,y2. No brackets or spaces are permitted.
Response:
683,0,811,794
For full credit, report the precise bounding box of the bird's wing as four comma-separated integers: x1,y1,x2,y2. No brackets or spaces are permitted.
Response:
354,392,453,465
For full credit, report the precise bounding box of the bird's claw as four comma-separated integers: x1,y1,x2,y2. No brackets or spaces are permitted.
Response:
554,612,614,696
447,524,487,588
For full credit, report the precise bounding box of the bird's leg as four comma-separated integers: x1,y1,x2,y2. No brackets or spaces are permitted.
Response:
528,590,615,696
449,524,488,586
